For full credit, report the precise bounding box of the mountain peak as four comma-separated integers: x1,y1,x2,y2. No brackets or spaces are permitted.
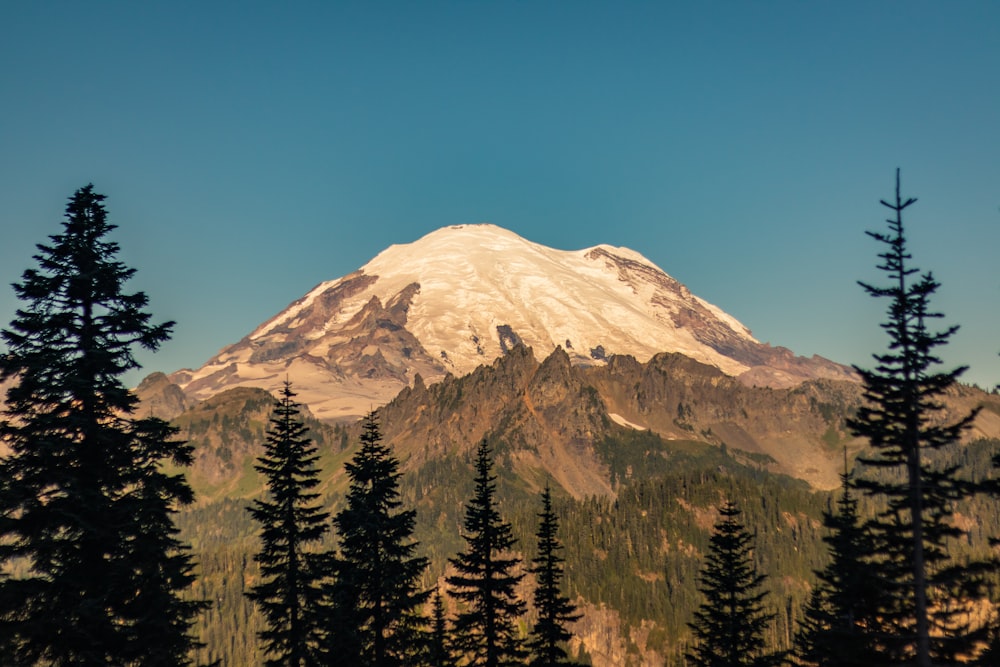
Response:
171,224,853,421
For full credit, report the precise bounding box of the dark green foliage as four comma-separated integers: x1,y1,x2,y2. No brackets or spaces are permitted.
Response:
327,411,430,666
167,428,1000,665
686,502,781,667
0,185,204,664
447,440,527,666
848,170,989,665
527,486,583,667
179,500,265,665
793,462,877,667
575,435,826,652
247,381,330,666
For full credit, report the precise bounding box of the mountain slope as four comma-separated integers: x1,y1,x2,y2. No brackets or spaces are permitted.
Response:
143,344,1000,666
169,224,854,421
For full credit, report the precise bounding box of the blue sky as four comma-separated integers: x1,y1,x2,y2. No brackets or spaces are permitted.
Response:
2,1,998,388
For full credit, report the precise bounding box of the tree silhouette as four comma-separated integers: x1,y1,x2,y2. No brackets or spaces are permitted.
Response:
686,501,780,667
849,169,989,665
0,185,204,665
429,587,456,667
447,440,527,667
793,456,877,667
327,411,429,666
247,381,330,666
527,485,583,667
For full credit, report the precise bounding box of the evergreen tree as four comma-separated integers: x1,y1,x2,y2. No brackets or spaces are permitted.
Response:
327,411,429,666
0,185,204,665
793,457,877,667
686,501,780,667
848,169,988,665
429,587,456,667
526,485,583,667
247,381,330,666
446,440,527,667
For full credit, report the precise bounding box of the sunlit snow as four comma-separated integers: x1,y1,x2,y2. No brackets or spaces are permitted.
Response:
178,224,759,420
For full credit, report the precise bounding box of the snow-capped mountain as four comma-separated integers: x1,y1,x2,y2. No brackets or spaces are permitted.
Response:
169,224,853,421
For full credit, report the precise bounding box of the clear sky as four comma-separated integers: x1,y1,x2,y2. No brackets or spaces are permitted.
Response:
2,1,998,389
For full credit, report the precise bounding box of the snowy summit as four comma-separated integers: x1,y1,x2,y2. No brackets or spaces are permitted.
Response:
170,224,850,421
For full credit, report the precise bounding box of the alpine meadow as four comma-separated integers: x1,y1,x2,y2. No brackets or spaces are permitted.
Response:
3,177,1000,667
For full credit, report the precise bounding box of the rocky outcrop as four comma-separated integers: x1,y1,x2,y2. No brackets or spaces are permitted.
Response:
364,345,863,492
170,385,340,500
168,225,861,423
368,346,1000,494
135,372,190,420
170,278,449,422
164,340,1000,501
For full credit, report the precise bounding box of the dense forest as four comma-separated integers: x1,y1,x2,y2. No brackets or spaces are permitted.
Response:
2,180,1000,666
171,428,1000,665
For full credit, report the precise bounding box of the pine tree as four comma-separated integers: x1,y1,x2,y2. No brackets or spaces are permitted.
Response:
446,440,527,667
848,169,989,665
793,456,877,667
429,587,456,667
327,411,429,666
686,501,780,667
247,381,330,666
527,485,583,667
0,185,204,665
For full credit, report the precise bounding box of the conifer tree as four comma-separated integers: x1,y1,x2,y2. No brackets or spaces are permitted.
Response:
793,457,877,667
686,501,780,667
848,169,988,665
327,411,429,666
447,440,527,667
527,485,583,667
429,587,456,667
0,185,204,665
247,381,330,666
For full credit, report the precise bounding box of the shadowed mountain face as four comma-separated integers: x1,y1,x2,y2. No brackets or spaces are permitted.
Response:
139,343,1000,499
373,346,870,491
167,224,855,422
135,338,1000,666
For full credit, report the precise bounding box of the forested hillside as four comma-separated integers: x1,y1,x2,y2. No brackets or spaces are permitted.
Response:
140,334,1000,665
171,398,1000,664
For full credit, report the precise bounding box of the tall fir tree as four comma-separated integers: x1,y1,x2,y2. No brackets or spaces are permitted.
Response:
327,410,429,666
0,185,204,665
686,501,781,667
446,440,527,667
793,455,878,667
848,169,988,665
247,381,330,666
526,485,583,667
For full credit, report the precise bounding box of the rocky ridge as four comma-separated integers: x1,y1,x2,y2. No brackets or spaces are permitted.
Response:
167,224,855,421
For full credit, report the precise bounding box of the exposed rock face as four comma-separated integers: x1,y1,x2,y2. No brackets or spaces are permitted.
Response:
365,345,1000,493
167,385,339,499
168,224,855,422
376,345,614,499
570,602,665,667
738,348,857,389
173,387,275,492
135,371,190,420
585,353,866,488
361,345,867,492
170,274,447,422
